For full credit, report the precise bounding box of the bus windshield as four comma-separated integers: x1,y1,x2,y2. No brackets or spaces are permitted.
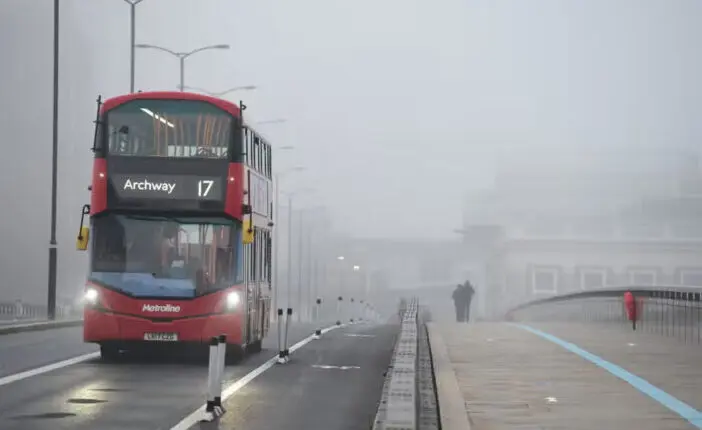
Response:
105,99,233,159
89,214,243,298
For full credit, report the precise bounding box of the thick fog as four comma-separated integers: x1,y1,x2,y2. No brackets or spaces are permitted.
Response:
1,1,701,308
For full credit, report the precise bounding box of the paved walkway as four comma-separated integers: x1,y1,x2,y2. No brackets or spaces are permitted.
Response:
427,322,702,430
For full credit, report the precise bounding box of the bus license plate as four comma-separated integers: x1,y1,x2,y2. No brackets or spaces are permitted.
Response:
144,332,178,342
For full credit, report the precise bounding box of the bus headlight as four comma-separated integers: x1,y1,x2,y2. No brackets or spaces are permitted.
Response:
226,291,241,309
84,288,99,305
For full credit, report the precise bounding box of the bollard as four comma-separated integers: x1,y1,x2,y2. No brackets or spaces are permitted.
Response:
282,308,292,361
624,291,637,331
336,296,342,325
277,308,285,363
213,334,227,412
202,336,219,422
314,298,323,339
350,298,355,323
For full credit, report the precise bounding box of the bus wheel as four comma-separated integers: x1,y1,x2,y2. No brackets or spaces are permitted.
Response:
247,339,262,354
225,344,245,364
100,345,120,362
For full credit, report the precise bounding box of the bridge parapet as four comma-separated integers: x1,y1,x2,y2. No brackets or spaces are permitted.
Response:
506,285,702,344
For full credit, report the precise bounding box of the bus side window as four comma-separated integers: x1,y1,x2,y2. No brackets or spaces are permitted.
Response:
266,145,272,177
257,139,263,172
251,136,261,169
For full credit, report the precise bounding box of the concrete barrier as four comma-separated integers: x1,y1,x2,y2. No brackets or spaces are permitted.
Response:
0,318,83,335
372,298,419,430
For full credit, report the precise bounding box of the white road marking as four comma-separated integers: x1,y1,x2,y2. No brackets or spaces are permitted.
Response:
545,396,558,404
169,324,343,430
312,365,360,370
344,333,375,338
0,352,100,387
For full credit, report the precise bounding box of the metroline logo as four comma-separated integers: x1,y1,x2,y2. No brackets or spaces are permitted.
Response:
142,304,181,313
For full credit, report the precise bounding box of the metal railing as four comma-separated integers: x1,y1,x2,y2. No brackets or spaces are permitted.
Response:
506,285,702,344
0,301,79,323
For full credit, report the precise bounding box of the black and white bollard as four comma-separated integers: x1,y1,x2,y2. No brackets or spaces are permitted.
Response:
282,308,292,362
314,298,322,339
336,296,342,326
213,334,227,413
202,337,220,422
277,308,285,364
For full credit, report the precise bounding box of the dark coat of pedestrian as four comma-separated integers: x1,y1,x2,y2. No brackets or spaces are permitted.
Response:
452,284,467,322
462,280,475,322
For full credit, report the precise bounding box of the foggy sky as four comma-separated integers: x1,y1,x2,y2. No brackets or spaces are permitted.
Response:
1,0,701,302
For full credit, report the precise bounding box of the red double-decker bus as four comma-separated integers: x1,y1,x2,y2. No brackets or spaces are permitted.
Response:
76,91,273,361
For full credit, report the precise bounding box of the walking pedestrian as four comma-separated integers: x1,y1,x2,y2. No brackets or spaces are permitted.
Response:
451,284,466,322
463,280,475,322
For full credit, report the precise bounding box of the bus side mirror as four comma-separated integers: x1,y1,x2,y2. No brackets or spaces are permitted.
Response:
242,219,254,244
76,226,90,251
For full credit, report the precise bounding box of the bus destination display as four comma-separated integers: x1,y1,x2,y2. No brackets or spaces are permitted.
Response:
111,174,223,201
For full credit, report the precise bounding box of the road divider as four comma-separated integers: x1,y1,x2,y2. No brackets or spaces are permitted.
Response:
0,318,83,335
372,297,419,430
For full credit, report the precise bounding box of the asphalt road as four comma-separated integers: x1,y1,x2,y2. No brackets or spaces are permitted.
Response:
0,321,342,430
194,322,399,430
0,326,97,377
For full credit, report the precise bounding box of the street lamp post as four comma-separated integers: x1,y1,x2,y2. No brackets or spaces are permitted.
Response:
296,209,304,321
135,43,230,91
305,223,314,321
286,195,293,313
274,165,304,318
122,0,144,93
336,256,345,321
282,188,314,318
48,0,60,320
352,265,360,319
269,142,299,318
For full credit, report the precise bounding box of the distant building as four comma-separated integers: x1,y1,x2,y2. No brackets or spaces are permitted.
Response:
460,145,702,318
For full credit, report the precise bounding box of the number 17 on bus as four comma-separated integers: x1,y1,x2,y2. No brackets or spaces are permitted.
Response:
198,180,214,197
